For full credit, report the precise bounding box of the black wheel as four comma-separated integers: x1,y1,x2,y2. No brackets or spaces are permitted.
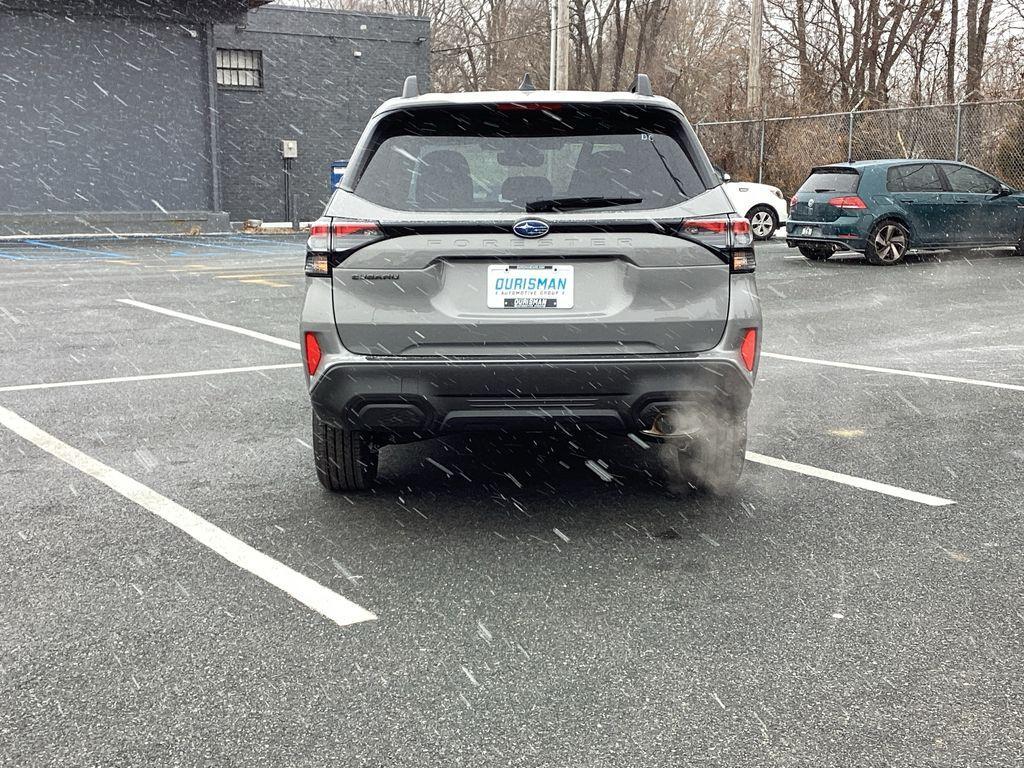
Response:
312,412,378,492
798,244,833,261
865,220,910,265
673,413,747,497
747,205,779,241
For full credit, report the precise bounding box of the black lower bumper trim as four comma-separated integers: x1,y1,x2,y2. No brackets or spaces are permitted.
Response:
310,357,752,439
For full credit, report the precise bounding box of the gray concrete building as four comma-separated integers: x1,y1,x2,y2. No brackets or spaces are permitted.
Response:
215,6,430,223
0,1,429,235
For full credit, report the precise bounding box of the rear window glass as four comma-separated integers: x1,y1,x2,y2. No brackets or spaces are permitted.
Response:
798,169,860,194
346,104,707,213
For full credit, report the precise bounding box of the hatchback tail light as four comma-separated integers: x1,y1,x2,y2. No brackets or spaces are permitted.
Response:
305,218,384,276
678,215,755,273
828,195,867,210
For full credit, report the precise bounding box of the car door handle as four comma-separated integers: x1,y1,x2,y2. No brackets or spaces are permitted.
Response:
897,199,916,204
954,198,970,203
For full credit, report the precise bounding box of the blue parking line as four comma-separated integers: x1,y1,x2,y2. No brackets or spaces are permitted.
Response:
0,249,86,261
22,239,128,258
227,235,299,246
167,250,242,258
152,237,275,255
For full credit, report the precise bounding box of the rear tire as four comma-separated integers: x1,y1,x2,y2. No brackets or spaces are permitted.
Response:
674,414,747,497
747,205,779,241
799,244,833,261
312,412,378,492
865,220,910,265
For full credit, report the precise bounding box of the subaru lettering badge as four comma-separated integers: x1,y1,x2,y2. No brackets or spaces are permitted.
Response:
512,219,550,239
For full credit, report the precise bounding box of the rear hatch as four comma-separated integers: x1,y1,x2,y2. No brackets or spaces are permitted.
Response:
325,101,736,357
791,167,862,222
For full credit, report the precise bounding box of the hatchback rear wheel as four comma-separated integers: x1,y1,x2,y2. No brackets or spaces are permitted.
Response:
747,206,778,241
865,221,910,265
312,412,378,492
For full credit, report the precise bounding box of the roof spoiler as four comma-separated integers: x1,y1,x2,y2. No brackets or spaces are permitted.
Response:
402,75,419,98
628,74,653,97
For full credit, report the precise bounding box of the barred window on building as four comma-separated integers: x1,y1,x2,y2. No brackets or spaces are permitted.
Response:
216,49,263,90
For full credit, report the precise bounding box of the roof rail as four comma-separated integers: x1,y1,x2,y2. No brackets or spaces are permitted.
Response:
628,74,653,97
518,73,536,91
402,75,419,99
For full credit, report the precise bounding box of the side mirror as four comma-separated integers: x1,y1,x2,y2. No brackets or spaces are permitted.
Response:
993,184,1012,197
722,172,732,182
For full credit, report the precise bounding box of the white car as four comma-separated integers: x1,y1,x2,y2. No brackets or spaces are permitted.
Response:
715,168,788,241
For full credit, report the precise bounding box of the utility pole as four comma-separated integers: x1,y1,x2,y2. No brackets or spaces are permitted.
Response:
746,0,763,111
549,0,557,89
555,0,570,90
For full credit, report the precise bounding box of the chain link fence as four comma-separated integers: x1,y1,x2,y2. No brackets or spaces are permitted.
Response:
695,100,1024,194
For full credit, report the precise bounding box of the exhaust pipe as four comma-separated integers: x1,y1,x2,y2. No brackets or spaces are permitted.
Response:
653,414,676,435
640,410,702,438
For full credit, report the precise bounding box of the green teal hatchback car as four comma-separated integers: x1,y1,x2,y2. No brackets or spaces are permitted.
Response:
786,160,1024,265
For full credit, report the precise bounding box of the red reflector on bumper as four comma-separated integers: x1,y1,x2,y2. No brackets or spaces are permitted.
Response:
304,332,322,375
740,328,757,372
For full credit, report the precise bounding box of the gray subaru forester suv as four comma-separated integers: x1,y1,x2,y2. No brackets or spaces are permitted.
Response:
300,76,762,495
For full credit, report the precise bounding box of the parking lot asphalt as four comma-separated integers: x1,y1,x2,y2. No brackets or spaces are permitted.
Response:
1,234,1022,767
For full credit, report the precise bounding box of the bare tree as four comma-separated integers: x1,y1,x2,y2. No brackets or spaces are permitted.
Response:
271,0,1024,111
964,0,994,97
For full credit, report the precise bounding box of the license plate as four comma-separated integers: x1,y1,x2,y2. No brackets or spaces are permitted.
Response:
487,264,574,309
801,226,814,236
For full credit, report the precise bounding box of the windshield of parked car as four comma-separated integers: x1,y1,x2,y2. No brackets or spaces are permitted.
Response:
798,169,861,194
348,104,707,212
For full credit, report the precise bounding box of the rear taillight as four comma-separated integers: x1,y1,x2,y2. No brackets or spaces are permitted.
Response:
678,215,755,273
740,328,758,372
305,218,384,276
789,194,798,208
828,195,867,210
304,331,322,375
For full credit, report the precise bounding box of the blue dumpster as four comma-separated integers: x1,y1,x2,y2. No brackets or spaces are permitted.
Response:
330,160,349,190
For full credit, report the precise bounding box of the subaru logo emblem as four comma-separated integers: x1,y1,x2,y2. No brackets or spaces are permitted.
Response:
512,219,550,238
807,199,815,208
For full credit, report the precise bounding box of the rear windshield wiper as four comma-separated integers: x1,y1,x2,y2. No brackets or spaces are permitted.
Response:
524,196,643,213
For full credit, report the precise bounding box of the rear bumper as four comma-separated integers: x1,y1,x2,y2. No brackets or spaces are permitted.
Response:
309,355,754,439
300,272,762,440
785,217,869,251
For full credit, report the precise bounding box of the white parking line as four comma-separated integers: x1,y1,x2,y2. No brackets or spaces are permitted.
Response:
121,298,1022,396
763,351,1024,392
746,451,955,507
118,298,299,350
0,363,301,393
109,299,961,508
0,404,376,628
